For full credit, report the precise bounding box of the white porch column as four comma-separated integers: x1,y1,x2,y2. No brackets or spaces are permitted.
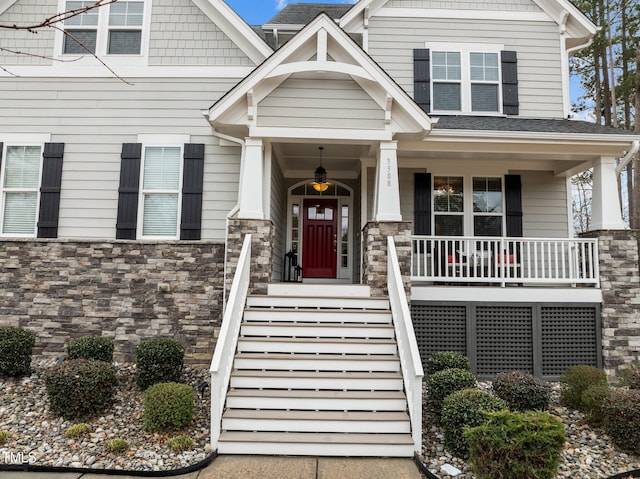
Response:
238,137,265,219
373,141,402,221
591,156,626,230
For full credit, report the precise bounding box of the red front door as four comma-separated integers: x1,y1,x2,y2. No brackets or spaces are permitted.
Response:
302,198,338,279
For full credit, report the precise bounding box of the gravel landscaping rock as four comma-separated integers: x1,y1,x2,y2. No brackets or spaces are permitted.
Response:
420,382,640,479
0,360,210,471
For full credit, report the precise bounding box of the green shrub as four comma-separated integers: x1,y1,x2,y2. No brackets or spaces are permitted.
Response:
492,371,551,412
603,389,640,455
428,368,477,421
620,362,640,389
0,326,36,377
582,382,611,427
560,365,607,411
67,336,114,363
136,338,184,390
65,423,92,438
168,434,193,452
105,438,129,453
426,351,471,375
44,359,118,419
143,382,194,432
465,410,566,479
0,431,8,445
441,388,507,457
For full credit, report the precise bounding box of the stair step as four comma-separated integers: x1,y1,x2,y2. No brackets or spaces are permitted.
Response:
237,337,398,354
234,353,400,372
267,284,372,298
240,322,395,339
243,309,392,323
229,370,404,390
222,410,410,433
247,295,390,310
225,389,407,411
217,431,414,456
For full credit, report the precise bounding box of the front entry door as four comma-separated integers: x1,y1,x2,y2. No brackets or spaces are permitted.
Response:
302,198,338,279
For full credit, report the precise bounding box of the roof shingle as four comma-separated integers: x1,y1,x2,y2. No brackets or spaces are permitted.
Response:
265,3,354,25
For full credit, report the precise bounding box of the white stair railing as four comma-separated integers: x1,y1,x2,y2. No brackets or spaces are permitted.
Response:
387,236,424,454
210,234,252,451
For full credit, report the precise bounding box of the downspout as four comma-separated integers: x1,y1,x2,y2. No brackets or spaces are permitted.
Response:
616,140,640,175
206,123,246,311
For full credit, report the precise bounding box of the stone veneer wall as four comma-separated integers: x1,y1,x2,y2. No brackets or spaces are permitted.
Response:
0,240,225,367
226,219,274,296
581,230,640,378
362,222,412,297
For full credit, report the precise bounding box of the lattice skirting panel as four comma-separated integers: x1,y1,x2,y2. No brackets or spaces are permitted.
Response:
411,302,602,380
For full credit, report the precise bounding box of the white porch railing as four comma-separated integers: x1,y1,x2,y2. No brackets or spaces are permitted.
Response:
210,234,252,451
411,236,600,287
387,236,424,454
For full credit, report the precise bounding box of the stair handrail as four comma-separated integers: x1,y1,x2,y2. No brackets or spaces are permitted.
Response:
210,233,252,451
387,236,424,454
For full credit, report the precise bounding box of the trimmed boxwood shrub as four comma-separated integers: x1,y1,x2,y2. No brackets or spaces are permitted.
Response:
426,351,471,375
428,368,477,421
0,326,36,377
143,382,195,432
44,359,118,419
620,362,640,390
465,410,566,479
492,371,551,412
67,336,114,363
136,338,184,390
603,389,640,455
441,388,507,457
560,365,607,411
581,382,611,427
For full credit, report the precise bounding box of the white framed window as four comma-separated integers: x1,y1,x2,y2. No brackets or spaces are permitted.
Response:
61,0,149,57
0,144,43,237
428,43,503,114
472,177,503,236
138,145,183,239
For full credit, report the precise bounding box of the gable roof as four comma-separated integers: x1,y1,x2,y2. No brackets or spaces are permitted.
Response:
207,12,433,139
340,0,597,50
0,0,17,15
264,3,355,27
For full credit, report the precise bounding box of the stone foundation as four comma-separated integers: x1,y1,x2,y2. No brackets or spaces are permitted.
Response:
581,230,640,378
226,219,274,296
0,240,225,367
362,222,412,297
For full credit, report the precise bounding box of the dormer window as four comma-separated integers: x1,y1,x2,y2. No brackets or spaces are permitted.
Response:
61,0,146,56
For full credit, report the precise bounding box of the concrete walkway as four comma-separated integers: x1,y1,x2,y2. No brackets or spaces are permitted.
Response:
0,456,426,479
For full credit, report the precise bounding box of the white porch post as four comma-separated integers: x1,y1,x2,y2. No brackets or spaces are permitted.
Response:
373,141,402,221
238,137,265,220
591,156,626,230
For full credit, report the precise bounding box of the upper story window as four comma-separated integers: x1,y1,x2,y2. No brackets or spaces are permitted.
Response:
0,145,42,236
62,0,146,56
432,46,501,114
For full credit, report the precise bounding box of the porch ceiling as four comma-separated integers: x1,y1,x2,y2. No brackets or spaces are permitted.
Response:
274,142,367,178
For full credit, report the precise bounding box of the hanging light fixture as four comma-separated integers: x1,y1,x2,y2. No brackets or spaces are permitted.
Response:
311,146,330,192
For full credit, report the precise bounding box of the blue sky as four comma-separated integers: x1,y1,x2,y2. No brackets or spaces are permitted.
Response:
225,0,357,25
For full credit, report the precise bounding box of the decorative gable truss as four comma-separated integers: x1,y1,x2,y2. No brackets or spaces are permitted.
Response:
206,13,433,142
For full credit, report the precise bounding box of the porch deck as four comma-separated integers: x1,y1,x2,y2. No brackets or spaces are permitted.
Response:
411,236,599,288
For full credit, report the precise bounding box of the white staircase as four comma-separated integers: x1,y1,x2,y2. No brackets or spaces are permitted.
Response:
216,283,415,456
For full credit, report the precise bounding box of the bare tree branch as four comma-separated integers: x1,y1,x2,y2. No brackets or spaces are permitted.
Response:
0,46,83,62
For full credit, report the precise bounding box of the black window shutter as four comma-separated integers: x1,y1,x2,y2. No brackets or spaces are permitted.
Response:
0,142,3,169
414,49,431,113
37,143,65,238
180,143,205,240
116,143,142,240
414,172,432,235
502,50,519,115
505,174,523,237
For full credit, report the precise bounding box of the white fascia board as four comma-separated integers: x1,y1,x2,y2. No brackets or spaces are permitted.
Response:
340,0,386,31
249,126,393,142
0,0,17,15
191,0,272,65
208,14,432,134
412,286,602,304
430,128,639,144
533,0,597,38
